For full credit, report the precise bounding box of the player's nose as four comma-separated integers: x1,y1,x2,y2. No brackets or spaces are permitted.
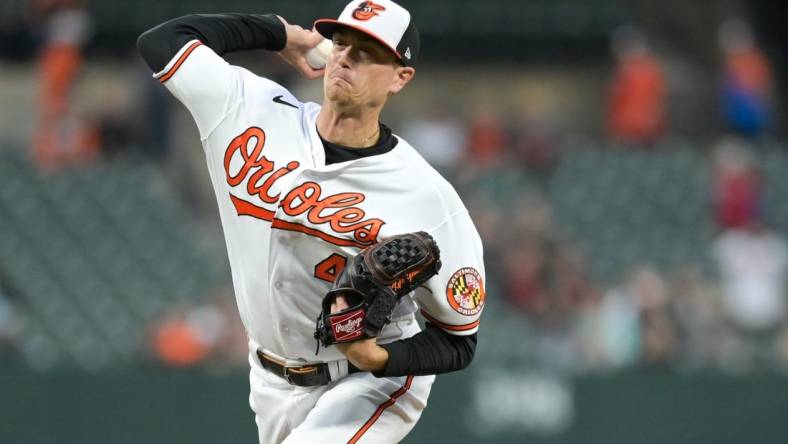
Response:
333,45,353,68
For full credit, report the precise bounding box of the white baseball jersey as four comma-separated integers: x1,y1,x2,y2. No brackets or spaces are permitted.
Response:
155,40,486,363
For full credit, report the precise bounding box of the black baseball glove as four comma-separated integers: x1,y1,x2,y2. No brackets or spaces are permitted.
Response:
314,231,441,351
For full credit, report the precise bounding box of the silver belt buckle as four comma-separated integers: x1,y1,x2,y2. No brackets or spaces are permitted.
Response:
281,365,295,384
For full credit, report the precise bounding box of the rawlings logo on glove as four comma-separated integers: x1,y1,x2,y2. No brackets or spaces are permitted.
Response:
314,231,441,351
331,310,366,341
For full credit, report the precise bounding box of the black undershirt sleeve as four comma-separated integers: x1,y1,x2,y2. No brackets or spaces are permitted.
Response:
373,323,477,377
137,13,286,73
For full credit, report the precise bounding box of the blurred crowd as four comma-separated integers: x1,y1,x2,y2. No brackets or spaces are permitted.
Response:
1,3,788,376
409,108,788,374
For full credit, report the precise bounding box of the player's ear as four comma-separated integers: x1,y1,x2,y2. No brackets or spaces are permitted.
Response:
389,66,415,95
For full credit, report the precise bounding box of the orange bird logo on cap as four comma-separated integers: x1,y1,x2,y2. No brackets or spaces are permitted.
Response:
352,1,386,21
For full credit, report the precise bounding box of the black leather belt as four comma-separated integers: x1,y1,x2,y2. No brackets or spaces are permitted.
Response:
257,350,358,387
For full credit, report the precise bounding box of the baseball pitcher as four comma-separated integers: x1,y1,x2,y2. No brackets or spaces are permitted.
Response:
137,1,485,442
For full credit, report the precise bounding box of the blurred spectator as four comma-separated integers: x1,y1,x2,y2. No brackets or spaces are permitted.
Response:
576,274,640,371
531,313,578,372
151,295,247,369
670,265,730,370
401,102,466,174
710,138,763,231
576,266,673,370
712,223,788,368
504,235,551,318
82,62,177,161
0,289,19,359
632,267,676,366
718,18,773,137
94,79,141,158
129,61,174,160
465,110,508,168
511,110,559,190
31,0,97,171
503,191,556,317
552,244,599,322
710,138,786,369
606,26,666,145
152,307,211,368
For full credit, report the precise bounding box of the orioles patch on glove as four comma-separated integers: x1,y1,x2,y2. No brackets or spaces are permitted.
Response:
314,231,441,350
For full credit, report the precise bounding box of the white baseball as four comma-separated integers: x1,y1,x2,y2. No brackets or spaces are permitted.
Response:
305,39,333,69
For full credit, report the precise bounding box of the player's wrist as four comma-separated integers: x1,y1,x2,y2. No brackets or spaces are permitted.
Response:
341,340,389,372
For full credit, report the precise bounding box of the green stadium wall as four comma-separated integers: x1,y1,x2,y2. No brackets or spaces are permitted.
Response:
2,366,787,444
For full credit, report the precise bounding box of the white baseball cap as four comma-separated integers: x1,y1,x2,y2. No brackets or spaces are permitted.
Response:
314,0,420,67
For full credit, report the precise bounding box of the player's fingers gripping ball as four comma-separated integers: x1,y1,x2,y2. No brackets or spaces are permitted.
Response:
314,232,441,350
306,38,333,69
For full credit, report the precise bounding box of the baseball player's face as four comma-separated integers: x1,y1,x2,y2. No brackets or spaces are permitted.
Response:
324,28,414,111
